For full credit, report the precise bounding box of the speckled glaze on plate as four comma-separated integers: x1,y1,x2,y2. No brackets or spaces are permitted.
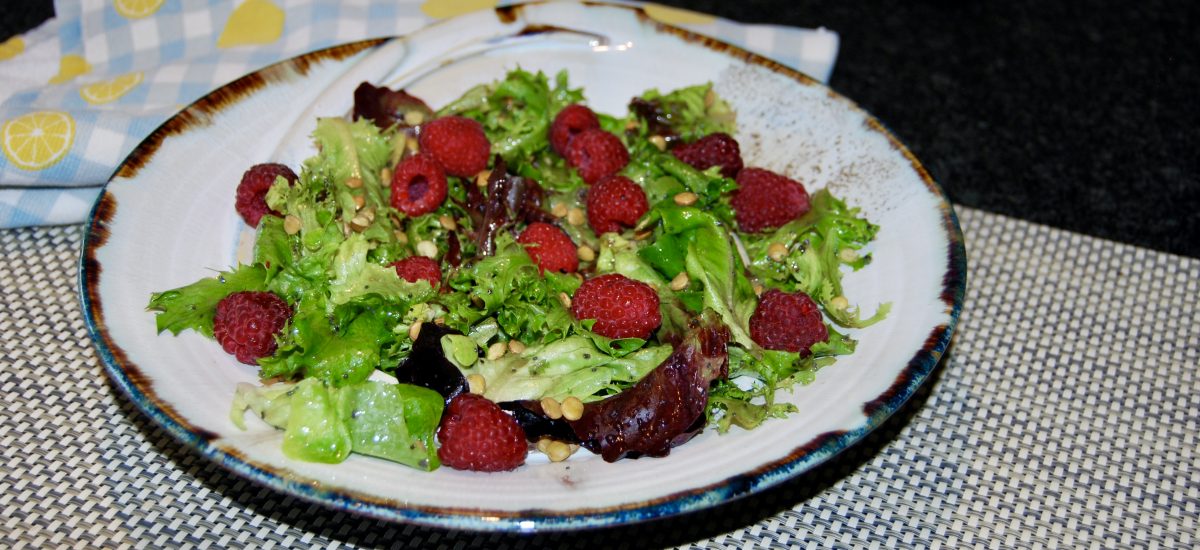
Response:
79,1,966,532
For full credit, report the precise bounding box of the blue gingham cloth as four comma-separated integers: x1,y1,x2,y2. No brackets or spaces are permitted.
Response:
0,0,838,228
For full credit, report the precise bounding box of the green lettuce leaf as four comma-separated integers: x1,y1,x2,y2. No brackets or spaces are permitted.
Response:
282,378,353,463
146,265,269,337
336,381,443,470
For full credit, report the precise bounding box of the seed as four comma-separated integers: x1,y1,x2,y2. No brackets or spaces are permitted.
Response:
416,240,438,258
350,214,371,232
577,245,595,262
362,207,376,222
669,271,689,291
394,230,409,244
352,194,366,209
379,167,393,183
831,296,850,310
403,110,424,126
536,438,552,454
552,202,569,218
648,135,667,151
558,291,572,309
753,284,765,296
634,230,653,241
283,215,301,235
438,214,457,231
567,207,585,226
546,440,572,462
345,176,363,189
475,169,491,188
540,397,562,420
486,341,507,361
507,340,526,354
561,396,584,421
838,248,860,263
624,118,639,131
673,192,698,206
434,317,446,326
405,136,419,153
408,321,422,341
767,242,788,262
466,374,486,395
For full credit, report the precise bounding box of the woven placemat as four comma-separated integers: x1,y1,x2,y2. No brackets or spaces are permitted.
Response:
1,207,1196,548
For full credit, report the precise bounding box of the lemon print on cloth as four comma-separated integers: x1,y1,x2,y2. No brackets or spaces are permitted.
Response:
218,0,285,48
644,4,717,25
80,72,144,105
49,54,91,85
0,36,24,61
421,0,497,19
2,111,76,171
114,0,165,19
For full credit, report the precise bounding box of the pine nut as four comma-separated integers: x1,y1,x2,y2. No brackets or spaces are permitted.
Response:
767,242,788,261
345,176,363,189
536,438,552,454
380,167,392,183
408,321,422,341
507,339,526,354
669,271,689,291
394,230,409,244
486,341,507,361
831,296,850,310
403,110,424,126
466,374,486,395
673,192,698,206
416,240,438,258
577,245,595,262
561,396,584,421
566,207,586,226
838,248,860,263
438,214,457,231
540,397,562,420
352,194,366,209
753,284,765,296
475,170,491,188
283,215,301,235
649,135,667,151
546,440,572,462
558,291,572,309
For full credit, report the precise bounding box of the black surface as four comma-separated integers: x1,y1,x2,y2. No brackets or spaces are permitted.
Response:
2,0,1197,258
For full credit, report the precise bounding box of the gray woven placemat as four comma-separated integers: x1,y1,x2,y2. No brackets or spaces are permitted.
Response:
1,207,1196,548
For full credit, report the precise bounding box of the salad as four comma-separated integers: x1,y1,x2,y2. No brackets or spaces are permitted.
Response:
147,68,888,473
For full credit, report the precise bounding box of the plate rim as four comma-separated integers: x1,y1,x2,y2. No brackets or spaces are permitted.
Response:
78,0,967,533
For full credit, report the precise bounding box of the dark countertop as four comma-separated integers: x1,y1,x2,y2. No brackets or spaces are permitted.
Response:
4,0,1197,257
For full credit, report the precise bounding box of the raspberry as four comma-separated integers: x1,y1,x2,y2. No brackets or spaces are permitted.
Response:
571,273,662,340
212,291,292,365
671,132,743,178
418,116,490,177
437,393,528,472
549,104,600,156
730,168,812,232
390,154,448,216
749,289,829,354
586,175,649,235
392,256,442,287
566,128,629,185
517,222,579,274
235,163,297,227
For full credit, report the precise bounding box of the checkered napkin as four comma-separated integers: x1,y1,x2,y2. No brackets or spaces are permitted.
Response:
0,0,838,228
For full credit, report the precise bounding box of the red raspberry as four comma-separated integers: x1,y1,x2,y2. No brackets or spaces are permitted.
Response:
517,222,579,274
586,175,649,235
549,104,600,156
212,291,292,365
749,289,829,354
671,132,743,178
571,273,662,340
418,116,490,177
235,163,297,227
392,256,442,287
730,168,812,232
390,154,448,216
437,393,528,472
566,128,629,185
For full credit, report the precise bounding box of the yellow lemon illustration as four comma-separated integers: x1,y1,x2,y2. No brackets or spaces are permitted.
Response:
644,4,717,25
217,0,285,48
420,0,497,19
0,35,24,61
49,54,91,85
80,72,144,105
2,111,77,171
114,0,165,19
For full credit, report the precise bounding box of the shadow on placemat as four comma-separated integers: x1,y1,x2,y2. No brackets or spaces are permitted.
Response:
109,349,951,549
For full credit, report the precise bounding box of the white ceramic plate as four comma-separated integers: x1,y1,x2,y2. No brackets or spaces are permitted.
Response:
80,2,966,532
